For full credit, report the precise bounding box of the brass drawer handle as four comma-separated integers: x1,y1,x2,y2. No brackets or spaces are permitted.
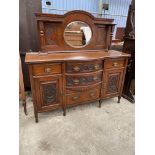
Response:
72,96,79,101
73,79,80,84
94,64,99,70
73,66,80,71
113,62,118,67
89,92,95,97
45,67,51,73
93,76,98,81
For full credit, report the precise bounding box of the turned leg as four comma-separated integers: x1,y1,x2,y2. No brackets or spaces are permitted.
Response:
63,107,66,116
118,96,121,103
23,100,28,115
99,100,102,108
34,111,38,123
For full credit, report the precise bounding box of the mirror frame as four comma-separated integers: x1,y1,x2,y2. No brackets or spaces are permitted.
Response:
63,21,92,48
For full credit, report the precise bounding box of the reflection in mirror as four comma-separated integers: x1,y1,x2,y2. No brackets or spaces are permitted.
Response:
64,21,92,48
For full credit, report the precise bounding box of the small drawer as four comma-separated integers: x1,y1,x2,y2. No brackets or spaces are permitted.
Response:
32,63,61,76
66,86,100,105
66,61,102,73
66,71,102,87
104,58,125,69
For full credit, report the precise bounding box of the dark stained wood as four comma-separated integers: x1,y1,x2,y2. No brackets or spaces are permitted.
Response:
122,0,135,103
25,11,130,122
19,55,27,115
115,27,125,41
19,0,41,88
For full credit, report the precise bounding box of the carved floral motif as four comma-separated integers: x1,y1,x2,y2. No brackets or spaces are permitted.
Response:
42,83,56,104
66,63,102,73
107,75,119,93
66,73,102,86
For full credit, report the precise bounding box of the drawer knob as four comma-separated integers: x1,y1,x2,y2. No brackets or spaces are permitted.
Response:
93,76,98,81
72,96,79,101
94,64,99,70
113,62,118,67
45,67,51,73
73,66,80,71
73,79,80,84
89,92,95,97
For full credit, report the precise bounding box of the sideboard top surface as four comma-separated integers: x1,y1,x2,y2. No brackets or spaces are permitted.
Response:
25,50,130,64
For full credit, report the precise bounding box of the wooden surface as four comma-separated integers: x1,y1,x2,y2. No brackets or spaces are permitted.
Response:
25,50,130,63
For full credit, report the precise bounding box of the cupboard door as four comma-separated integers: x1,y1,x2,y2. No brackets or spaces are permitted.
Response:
34,75,62,111
102,69,124,98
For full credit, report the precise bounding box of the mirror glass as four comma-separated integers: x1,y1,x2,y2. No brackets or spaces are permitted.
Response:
64,21,92,48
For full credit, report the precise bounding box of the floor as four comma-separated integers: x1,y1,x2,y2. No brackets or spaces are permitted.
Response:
19,92,135,155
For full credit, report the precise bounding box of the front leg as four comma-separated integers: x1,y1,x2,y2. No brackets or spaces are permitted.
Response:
118,96,121,103
34,111,38,123
63,107,66,116
99,99,102,108
23,100,28,115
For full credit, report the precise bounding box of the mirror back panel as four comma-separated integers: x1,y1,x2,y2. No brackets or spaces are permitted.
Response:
36,10,115,52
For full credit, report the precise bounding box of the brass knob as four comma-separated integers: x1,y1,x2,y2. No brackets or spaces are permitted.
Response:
113,62,118,67
45,67,51,73
89,92,95,97
93,76,98,81
73,66,80,71
73,79,79,84
94,64,99,70
72,96,79,101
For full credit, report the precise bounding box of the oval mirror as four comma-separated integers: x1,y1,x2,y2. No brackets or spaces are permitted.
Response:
64,21,92,48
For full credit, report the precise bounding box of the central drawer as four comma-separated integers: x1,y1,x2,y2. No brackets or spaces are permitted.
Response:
66,61,103,73
66,84,101,105
66,71,102,87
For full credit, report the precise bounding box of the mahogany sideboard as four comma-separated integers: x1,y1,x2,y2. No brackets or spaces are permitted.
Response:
25,11,130,122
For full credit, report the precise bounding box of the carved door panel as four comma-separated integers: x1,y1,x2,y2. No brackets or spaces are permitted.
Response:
102,69,124,98
34,75,62,111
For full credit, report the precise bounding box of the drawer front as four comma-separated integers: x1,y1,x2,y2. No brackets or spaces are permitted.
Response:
66,83,101,94
33,63,61,76
66,61,102,73
66,71,102,87
104,58,125,69
66,86,100,105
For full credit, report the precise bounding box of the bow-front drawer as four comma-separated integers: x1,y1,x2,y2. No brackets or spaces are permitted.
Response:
66,61,102,73
32,63,61,76
104,58,125,69
66,85,100,105
66,71,102,87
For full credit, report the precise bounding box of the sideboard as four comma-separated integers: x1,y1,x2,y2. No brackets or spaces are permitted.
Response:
25,11,130,122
